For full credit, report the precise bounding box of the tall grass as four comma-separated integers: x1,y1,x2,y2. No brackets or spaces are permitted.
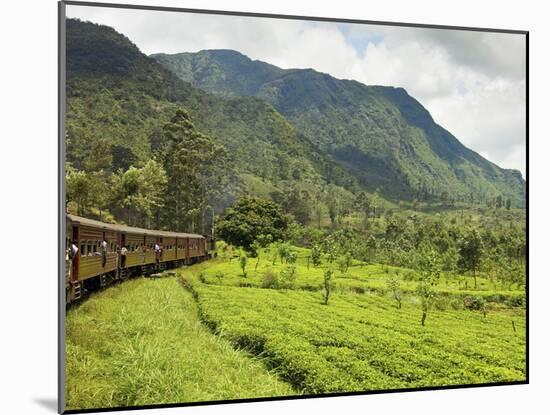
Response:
66,277,294,410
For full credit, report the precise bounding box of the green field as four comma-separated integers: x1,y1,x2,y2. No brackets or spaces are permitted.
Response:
65,277,294,410
199,247,525,306
182,256,526,394
66,250,525,409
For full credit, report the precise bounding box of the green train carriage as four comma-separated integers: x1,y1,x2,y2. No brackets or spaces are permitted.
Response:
65,214,212,304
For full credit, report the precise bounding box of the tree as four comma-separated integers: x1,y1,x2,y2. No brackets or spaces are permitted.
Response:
239,253,248,278
337,252,353,274
251,234,273,271
111,144,137,171
354,191,371,223
311,244,322,268
270,187,311,225
66,165,110,218
111,161,167,227
159,109,236,232
458,228,484,288
66,164,94,216
217,197,289,251
139,160,168,227
111,167,143,225
416,249,441,326
357,235,377,264
323,269,333,305
386,277,402,309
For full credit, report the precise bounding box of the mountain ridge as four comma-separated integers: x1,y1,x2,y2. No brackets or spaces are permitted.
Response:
152,49,525,205
65,19,359,213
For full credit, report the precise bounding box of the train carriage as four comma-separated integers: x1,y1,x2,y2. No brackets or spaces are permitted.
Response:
159,234,177,263
65,214,210,304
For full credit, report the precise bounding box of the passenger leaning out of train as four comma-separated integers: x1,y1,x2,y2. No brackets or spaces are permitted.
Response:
69,241,79,259
154,243,161,264
68,241,79,279
100,239,108,267
120,245,128,268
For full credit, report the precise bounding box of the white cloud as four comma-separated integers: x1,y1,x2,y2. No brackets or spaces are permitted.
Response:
66,4,526,176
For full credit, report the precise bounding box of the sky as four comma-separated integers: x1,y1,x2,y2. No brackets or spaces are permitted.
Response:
67,5,527,177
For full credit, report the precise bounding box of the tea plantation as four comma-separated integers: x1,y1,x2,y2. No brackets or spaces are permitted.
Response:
180,250,526,394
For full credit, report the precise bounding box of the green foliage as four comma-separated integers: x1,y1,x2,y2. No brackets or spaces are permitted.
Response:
214,271,224,284
189,274,526,394
386,277,402,309
277,242,292,264
111,159,167,227
217,197,289,251
239,253,248,278
311,245,322,268
261,269,280,289
458,228,484,288
416,249,442,326
155,48,525,206
337,252,353,275
65,278,293,410
158,109,236,232
280,264,298,289
323,269,333,305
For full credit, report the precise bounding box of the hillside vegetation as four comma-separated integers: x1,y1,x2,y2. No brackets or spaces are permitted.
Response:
153,49,525,205
66,19,357,232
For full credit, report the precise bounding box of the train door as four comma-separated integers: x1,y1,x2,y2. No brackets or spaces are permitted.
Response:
71,226,79,282
101,231,107,269
142,235,147,263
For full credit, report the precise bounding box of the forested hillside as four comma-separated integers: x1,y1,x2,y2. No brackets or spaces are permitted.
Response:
153,50,525,205
65,19,358,231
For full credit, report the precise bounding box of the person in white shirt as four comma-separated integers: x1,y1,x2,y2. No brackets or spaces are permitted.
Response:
101,239,108,267
68,241,79,280
120,246,128,268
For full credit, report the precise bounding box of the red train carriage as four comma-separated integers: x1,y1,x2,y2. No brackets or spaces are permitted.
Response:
65,214,209,304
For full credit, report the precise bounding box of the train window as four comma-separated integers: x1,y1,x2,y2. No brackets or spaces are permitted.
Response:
87,241,92,256
80,241,86,256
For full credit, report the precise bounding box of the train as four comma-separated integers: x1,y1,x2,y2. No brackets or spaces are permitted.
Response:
65,214,215,304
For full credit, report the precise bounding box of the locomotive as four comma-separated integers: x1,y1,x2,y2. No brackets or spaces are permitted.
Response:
65,214,215,304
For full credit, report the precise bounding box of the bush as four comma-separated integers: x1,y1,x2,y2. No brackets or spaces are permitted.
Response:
280,265,297,289
214,271,224,284
433,296,449,311
403,270,418,281
261,269,280,289
463,296,486,311
239,254,248,277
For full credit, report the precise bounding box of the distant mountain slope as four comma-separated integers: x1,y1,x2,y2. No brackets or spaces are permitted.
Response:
153,50,525,205
66,19,358,199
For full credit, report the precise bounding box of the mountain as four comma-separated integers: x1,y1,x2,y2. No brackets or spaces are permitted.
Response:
152,50,526,205
65,19,358,203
